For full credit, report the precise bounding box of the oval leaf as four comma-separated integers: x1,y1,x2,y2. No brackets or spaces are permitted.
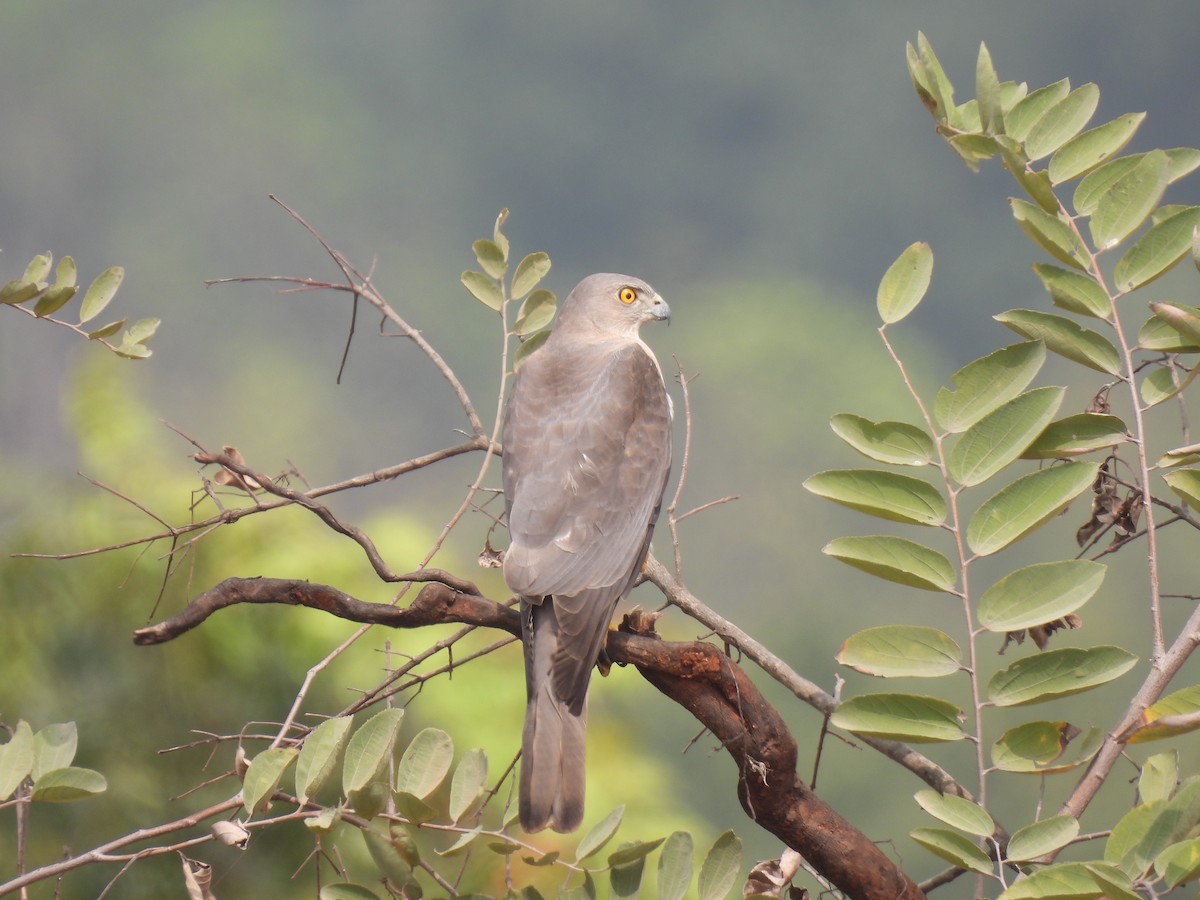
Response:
1010,200,1088,269
461,270,503,311
967,461,1099,556
0,721,35,801
342,708,404,794
448,747,488,823
910,827,992,874
513,328,551,371
877,242,933,324
831,693,966,743
1089,149,1169,250
914,790,995,837
829,414,934,466
1006,79,1071,143
87,318,126,340
988,645,1137,707
1023,414,1127,459
395,727,454,800
1139,751,1179,805
1006,815,1081,862
1032,265,1110,319
935,341,1046,433
1155,836,1200,888
1024,83,1100,161
1049,113,1144,185
995,309,1121,374
510,252,551,300
998,862,1106,900
1122,685,1200,743
1163,469,1200,513
33,285,78,317
977,560,1107,632
30,766,107,802
32,722,78,781
296,716,353,806
242,747,298,813
78,266,124,324
513,288,557,336
823,535,956,593
1140,302,1200,351
803,469,945,526
698,830,743,900
575,804,624,862
1114,206,1200,292
610,853,647,900
948,386,1065,486
992,722,1104,775
472,239,507,279
608,837,667,868
838,626,962,678
657,831,694,900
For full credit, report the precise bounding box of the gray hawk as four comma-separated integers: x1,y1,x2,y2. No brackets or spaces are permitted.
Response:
502,272,673,833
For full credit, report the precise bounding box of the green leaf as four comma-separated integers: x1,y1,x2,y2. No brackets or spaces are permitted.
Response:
1139,303,1200,351
1123,685,1200,743
0,280,42,305
1006,79,1071,143
436,827,481,857
987,645,1137,707
395,727,453,800
909,827,992,874
997,136,1061,212
342,708,404,794
32,722,77,781
876,241,933,324
608,837,666,867
510,252,551,300
461,270,503,311
1139,751,1178,805
1049,113,1144,185
575,805,624,862
1089,149,1168,250
492,209,510,261
30,766,107,802
1083,864,1142,900
997,862,1106,900
992,721,1104,774
975,42,1002,133
948,387,1065,486
1023,414,1127,459
697,830,743,900
393,790,437,824
361,826,415,886
1024,83,1100,161
822,536,956,593
657,831,694,900
829,414,934,466
967,461,1099,556
977,560,1107,632
449,747,488,823
948,133,1001,172
1156,836,1200,887
1006,815,1081,862
242,747,298,814
994,309,1121,374
1141,366,1193,408
22,251,52,284
296,716,353,806
831,693,966,743
123,317,160,345
915,33,956,121
513,289,556,336
33,285,78,317
1032,265,1110,319
87,318,126,340
838,625,962,678
803,469,945,526
78,266,124,324
0,721,34,800
320,884,381,900
348,780,389,821
1114,206,1200,292
1010,200,1089,269
54,255,77,288
914,790,994,837
513,329,550,371
473,239,508,279
610,852,647,900
1107,781,1200,878
1075,149,1200,217
306,807,341,834
1149,300,1200,348
1163,469,1200,513
935,341,1046,433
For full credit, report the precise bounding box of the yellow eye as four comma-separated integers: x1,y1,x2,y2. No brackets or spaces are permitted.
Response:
618,287,638,304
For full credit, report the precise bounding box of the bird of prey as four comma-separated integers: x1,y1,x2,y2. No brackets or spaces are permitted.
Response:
502,273,673,834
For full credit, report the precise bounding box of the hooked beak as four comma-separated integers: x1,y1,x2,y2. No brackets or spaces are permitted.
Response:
647,294,671,324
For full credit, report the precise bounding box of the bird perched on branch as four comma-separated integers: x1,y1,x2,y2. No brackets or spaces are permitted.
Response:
502,273,673,833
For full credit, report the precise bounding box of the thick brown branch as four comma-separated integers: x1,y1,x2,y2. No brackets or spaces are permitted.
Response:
134,580,924,899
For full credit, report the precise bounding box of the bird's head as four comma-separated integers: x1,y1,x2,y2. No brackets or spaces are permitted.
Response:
554,273,671,338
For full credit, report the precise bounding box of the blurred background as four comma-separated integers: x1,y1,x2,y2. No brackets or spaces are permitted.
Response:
3,2,1200,896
